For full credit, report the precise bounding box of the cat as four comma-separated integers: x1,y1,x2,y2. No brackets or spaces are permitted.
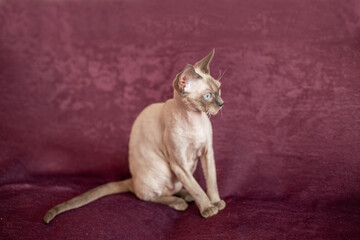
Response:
44,49,225,223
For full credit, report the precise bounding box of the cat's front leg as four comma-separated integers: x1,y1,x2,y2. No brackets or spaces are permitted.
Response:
200,146,226,211
169,161,219,218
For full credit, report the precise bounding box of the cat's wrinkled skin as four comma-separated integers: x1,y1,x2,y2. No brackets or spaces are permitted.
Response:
44,49,225,224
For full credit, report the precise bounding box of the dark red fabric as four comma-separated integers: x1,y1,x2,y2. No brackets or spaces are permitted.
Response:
1,0,360,239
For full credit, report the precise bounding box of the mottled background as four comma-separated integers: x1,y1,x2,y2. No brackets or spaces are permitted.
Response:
0,0,359,239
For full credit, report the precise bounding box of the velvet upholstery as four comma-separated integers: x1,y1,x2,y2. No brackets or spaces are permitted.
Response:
1,0,359,239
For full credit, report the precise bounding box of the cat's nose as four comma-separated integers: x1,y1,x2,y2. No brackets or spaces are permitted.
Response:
217,98,224,107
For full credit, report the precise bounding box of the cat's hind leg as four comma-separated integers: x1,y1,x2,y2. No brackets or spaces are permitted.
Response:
132,179,188,211
150,196,188,211
175,189,194,203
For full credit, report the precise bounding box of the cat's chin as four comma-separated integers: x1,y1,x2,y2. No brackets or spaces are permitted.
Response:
207,108,222,116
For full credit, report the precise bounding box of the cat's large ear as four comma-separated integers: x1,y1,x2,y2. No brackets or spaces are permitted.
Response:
194,49,215,74
173,64,202,95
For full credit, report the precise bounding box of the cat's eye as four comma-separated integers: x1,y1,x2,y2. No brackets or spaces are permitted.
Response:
204,93,211,100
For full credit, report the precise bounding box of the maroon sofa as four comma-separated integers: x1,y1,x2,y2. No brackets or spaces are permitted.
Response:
1,0,359,239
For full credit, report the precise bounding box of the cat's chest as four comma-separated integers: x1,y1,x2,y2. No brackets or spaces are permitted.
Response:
165,110,212,160
186,114,211,145
181,123,210,161
186,127,207,148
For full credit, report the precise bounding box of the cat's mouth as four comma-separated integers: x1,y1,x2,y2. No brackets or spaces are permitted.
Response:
207,106,222,116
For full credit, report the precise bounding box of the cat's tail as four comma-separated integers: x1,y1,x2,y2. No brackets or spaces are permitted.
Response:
43,178,133,224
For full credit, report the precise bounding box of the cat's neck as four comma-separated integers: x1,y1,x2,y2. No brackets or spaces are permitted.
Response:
173,91,205,124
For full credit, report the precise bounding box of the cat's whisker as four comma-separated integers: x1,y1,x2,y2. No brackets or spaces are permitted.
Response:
218,68,228,81
217,69,222,80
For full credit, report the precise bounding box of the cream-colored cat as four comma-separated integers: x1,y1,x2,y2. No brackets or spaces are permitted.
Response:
44,49,225,223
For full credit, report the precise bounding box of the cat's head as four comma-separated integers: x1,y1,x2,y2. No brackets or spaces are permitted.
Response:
173,49,224,115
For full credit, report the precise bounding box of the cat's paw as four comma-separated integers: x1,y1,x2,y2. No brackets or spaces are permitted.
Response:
182,193,194,203
213,200,226,211
176,189,194,202
200,205,219,218
170,198,188,211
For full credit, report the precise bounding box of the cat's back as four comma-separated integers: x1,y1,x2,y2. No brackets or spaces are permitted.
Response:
134,102,164,122
129,102,167,186
129,102,164,146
